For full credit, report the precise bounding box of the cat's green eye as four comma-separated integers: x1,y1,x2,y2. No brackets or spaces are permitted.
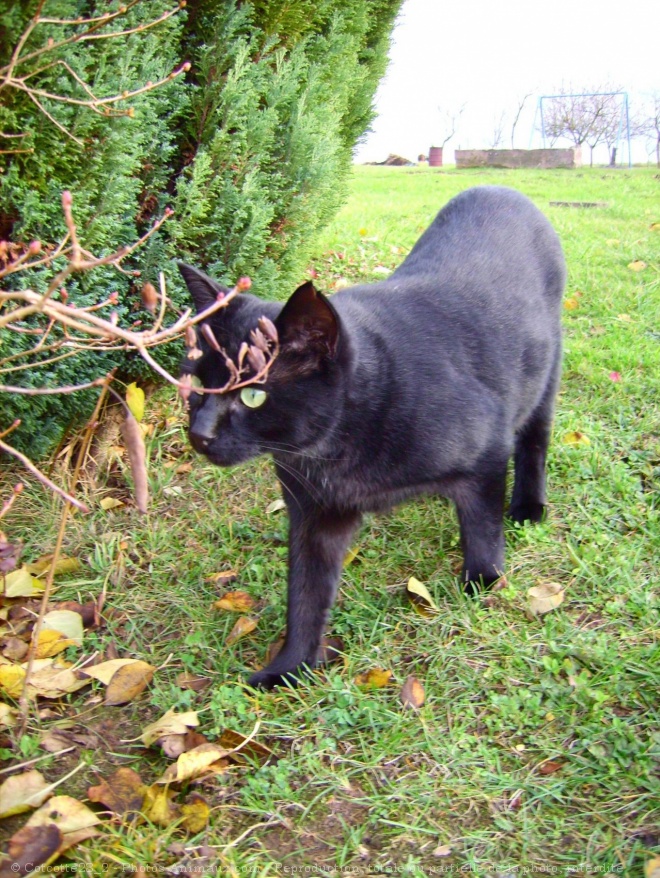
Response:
240,387,268,409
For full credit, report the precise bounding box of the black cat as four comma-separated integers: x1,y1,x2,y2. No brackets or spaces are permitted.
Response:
178,185,565,689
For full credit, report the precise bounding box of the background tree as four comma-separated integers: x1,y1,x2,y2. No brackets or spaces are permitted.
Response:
0,0,403,456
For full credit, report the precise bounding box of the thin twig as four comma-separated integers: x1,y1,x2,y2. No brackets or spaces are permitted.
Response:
0,438,89,511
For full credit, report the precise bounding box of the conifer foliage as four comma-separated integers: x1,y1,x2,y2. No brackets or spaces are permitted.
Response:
0,0,402,454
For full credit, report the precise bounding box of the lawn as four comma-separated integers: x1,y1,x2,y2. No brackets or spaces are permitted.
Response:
1,165,659,876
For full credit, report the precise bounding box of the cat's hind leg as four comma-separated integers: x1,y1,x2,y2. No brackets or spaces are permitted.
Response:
509,355,561,524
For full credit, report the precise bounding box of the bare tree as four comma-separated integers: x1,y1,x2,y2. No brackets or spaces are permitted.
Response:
540,85,626,164
510,92,533,149
435,103,466,148
638,92,660,167
489,111,507,149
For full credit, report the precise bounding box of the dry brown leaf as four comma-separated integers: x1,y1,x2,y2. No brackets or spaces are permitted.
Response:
121,412,149,513
175,672,212,692
400,675,426,710
180,793,210,834
27,660,90,699
317,635,345,666
218,729,275,765
1,636,28,662
528,582,565,615
354,668,393,689
104,659,155,705
3,823,62,875
87,767,145,816
141,708,200,747
538,760,564,776
25,795,100,855
157,742,232,784
0,702,18,729
645,856,660,878
433,844,452,857
214,591,256,613
206,569,238,587
79,657,137,685
225,615,258,646
0,770,51,818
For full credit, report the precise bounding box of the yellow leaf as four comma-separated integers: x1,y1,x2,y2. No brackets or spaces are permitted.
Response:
41,609,84,646
0,664,26,698
0,770,52,818
126,382,145,422
104,660,155,705
645,856,660,878
141,708,200,748
563,297,579,311
406,576,439,615
28,660,90,699
265,498,286,514
225,615,258,646
2,566,45,597
528,582,565,615
25,555,81,577
181,794,210,834
142,784,180,826
25,794,100,836
100,496,124,511
400,675,426,709
627,260,646,272
35,629,77,659
354,668,393,689
214,591,256,613
79,657,139,685
617,313,632,322
563,431,590,447
650,222,660,232
157,742,231,784
0,702,18,728
343,546,360,567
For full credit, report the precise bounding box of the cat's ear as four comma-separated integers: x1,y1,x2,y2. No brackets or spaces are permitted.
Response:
276,282,339,359
177,262,230,313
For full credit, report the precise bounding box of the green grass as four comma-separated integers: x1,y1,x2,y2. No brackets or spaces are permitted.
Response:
1,166,659,875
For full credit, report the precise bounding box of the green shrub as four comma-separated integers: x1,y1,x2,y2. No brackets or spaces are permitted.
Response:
0,0,402,456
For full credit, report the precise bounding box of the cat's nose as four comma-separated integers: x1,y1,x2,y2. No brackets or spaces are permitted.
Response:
189,431,212,452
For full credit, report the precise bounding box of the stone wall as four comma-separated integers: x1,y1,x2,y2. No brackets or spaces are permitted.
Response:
455,148,581,169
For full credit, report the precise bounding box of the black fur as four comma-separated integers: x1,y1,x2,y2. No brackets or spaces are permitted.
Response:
178,186,565,689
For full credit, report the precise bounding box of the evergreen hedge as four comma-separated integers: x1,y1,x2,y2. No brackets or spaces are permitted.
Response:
0,0,402,455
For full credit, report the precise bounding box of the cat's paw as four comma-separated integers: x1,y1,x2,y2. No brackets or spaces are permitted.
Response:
246,663,313,690
509,501,546,524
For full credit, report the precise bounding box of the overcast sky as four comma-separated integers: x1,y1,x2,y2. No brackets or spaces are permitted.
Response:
355,0,658,164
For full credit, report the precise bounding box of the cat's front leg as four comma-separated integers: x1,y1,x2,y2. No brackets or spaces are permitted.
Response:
453,465,507,594
247,504,362,689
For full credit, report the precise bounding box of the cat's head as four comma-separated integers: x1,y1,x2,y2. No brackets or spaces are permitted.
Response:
178,263,346,467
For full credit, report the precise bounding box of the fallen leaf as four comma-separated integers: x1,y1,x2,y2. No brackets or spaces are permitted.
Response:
0,770,51,818
157,742,232,784
100,497,124,511
406,576,439,615
650,222,660,232
265,498,286,514
0,664,26,699
0,702,18,728
354,668,393,689
87,768,145,816
34,628,78,659
141,784,180,826
627,260,646,272
175,672,212,692
343,546,360,567
25,794,100,853
206,569,238,587
104,660,155,705
433,844,452,857
563,297,579,310
528,582,565,615
181,794,210,834
608,371,622,382
28,660,90,699
225,616,258,646
141,708,200,748
175,462,193,474
1,566,45,597
218,729,275,764
1,636,28,662
400,675,425,709
318,635,345,666
214,591,256,613
79,657,138,685
25,555,81,577
3,823,62,874
617,313,632,323
125,382,145,422
562,431,590,447
538,760,564,776
645,856,660,878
